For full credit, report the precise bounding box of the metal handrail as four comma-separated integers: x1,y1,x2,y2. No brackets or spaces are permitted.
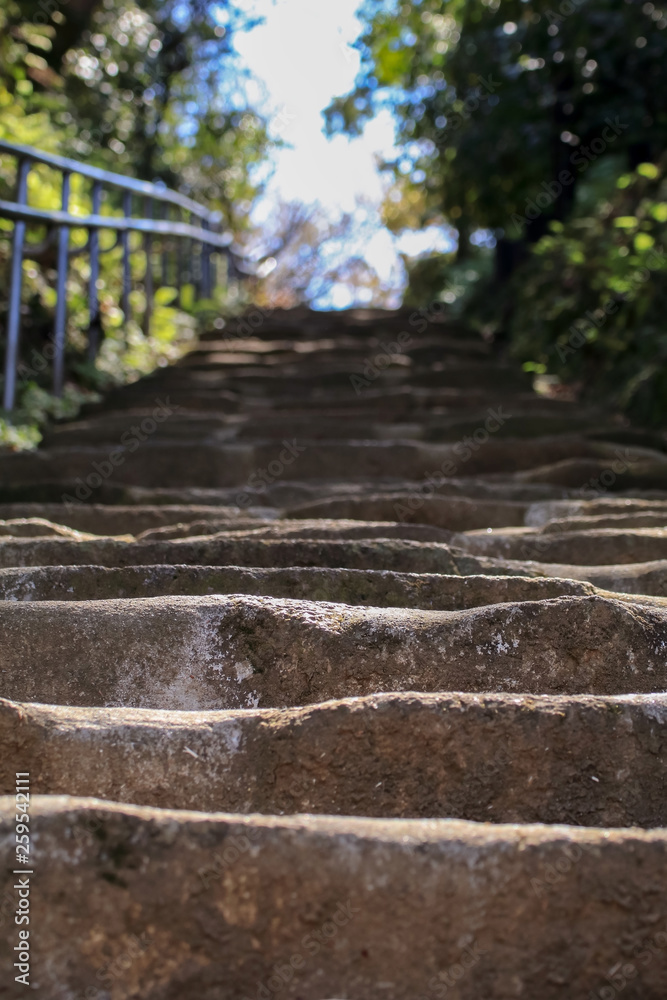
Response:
0,200,233,245
0,139,220,221
0,139,232,410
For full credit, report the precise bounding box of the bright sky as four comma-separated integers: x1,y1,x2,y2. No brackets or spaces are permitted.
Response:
234,0,454,305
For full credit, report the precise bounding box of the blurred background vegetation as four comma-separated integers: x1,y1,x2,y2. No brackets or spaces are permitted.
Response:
1,0,667,447
327,0,667,425
0,0,273,446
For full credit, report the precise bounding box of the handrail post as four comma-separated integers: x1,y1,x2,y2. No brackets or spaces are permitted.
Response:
142,197,153,336
87,180,103,361
121,191,132,321
201,219,211,299
176,223,184,307
160,204,170,287
193,212,201,302
53,170,71,397
2,157,30,411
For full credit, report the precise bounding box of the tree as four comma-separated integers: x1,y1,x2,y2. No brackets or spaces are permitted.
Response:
326,0,667,259
0,0,272,225
0,0,274,443
241,200,398,308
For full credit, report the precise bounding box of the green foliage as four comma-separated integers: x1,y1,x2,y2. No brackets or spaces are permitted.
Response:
0,0,273,447
330,0,667,422
510,163,667,423
328,0,667,238
402,247,493,315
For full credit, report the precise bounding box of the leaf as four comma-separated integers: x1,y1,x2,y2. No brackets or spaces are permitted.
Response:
154,286,178,306
636,163,659,180
634,233,655,252
613,216,638,229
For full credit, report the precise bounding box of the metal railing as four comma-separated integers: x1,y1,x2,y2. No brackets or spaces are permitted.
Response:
0,138,233,410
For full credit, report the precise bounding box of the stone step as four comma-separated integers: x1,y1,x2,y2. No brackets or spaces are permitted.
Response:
507,558,667,597
2,305,665,1000
0,517,97,539
2,797,666,1000
459,526,667,565
1,437,656,490
133,518,455,543
285,493,530,529
541,511,667,532
103,475,576,505
524,496,667,526
0,503,258,535
0,565,602,604
87,383,583,417
2,692,666,826
1,594,665,709
0,535,464,571
512,455,667,492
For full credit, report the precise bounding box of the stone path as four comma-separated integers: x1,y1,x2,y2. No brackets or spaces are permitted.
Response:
2,307,667,998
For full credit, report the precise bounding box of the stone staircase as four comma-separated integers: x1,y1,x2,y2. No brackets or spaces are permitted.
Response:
2,306,667,999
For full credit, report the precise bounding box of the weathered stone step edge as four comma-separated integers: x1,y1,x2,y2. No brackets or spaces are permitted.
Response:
2,796,667,1000
1,594,666,709
3,692,666,826
0,536,465,572
4,436,658,490
1,496,665,537
540,512,667,532
0,477,581,507
0,503,264,535
134,519,456,543
1,528,666,595
524,496,667,526
42,412,612,448
457,526,667,566
458,553,667,596
0,565,606,607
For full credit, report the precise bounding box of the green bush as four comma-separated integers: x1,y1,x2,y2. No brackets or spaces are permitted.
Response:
509,162,667,424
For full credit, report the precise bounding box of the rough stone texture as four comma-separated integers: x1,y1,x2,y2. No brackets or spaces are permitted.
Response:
0,503,262,534
1,594,667,708
134,517,456,542
0,564,604,604
2,798,667,1000
2,307,667,997
0,534,465,571
458,526,667,565
2,693,667,826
